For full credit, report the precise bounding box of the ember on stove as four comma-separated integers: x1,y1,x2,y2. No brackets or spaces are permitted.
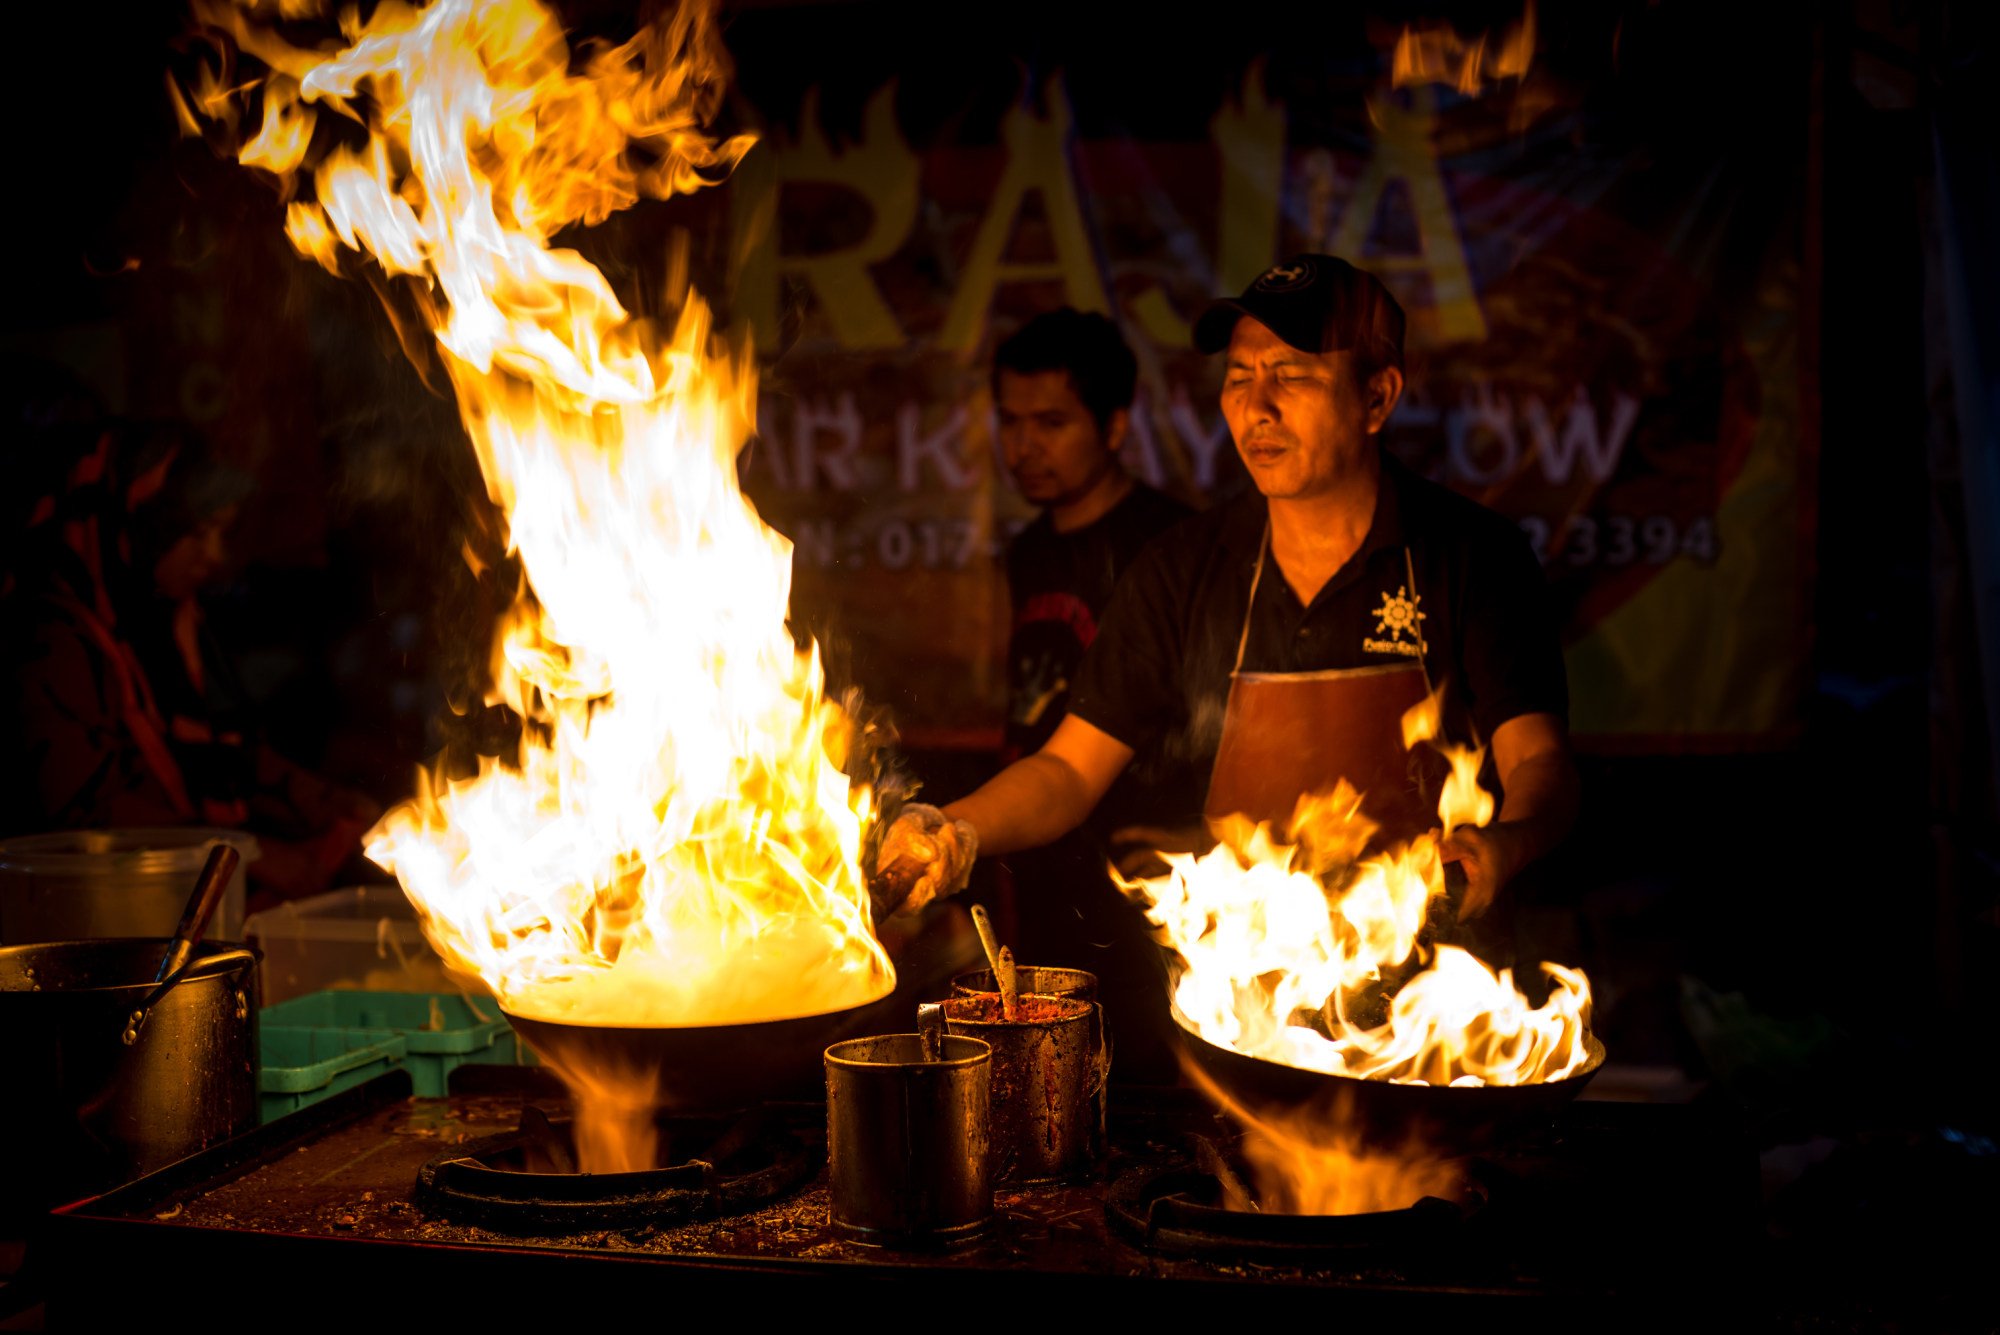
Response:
181,0,893,1166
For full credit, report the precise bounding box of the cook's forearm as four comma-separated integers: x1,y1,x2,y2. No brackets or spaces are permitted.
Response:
943,753,1096,857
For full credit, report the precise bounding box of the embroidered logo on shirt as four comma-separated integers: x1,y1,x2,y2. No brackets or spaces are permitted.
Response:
1363,585,1426,658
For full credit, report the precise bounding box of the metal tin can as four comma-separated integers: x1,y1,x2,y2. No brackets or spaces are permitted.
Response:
824,1031,992,1246
953,966,1108,1164
942,992,1100,1184
950,964,1098,1002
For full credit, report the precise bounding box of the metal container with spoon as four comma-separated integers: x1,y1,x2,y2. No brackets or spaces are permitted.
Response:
942,906,1104,1184
954,959,1109,1153
0,845,260,1227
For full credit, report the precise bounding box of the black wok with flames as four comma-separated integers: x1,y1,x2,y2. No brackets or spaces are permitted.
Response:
1175,1010,1606,1148
505,999,882,1113
502,876,911,1112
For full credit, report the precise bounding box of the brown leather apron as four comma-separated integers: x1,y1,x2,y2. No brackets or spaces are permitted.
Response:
1204,528,1443,848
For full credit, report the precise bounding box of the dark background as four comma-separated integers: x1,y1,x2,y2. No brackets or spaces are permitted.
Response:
3,1,1995,1320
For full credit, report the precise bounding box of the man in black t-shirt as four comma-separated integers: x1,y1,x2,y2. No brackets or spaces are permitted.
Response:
985,311,1190,1076
993,310,1190,761
877,257,1576,965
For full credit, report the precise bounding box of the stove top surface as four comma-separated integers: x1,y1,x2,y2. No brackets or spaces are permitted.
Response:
45,1066,1754,1316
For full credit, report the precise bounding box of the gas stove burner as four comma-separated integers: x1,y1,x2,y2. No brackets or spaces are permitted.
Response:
414,1104,818,1234
1104,1160,1485,1262
51,1070,1756,1314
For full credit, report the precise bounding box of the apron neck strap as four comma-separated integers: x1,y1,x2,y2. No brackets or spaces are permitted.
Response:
1233,524,1270,676
1234,522,1437,696
1403,543,1436,697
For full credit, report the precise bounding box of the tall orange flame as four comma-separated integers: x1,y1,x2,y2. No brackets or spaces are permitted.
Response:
1186,1065,1465,1216
183,0,894,1047
1391,2,1537,95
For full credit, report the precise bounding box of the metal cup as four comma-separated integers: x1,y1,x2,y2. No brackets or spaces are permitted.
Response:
951,964,1098,1002
824,1020,992,1247
953,965,1108,1157
942,992,1100,1184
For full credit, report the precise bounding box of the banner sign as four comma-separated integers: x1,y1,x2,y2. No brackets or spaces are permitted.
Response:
688,11,1812,750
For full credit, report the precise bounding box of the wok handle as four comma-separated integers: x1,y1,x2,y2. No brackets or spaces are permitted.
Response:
122,947,258,1048
868,854,925,924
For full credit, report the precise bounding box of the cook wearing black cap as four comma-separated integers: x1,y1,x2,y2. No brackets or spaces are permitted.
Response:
877,255,1576,937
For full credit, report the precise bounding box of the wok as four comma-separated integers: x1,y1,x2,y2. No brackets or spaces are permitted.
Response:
504,863,923,1113
505,998,884,1113
1175,1009,1605,1149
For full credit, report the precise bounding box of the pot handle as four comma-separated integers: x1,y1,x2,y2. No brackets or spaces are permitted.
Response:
121,947,258,1047
1088,1001,1113,1098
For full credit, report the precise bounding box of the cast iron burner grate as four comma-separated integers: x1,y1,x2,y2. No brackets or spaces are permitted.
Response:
414,1104,818,1234
1104,1143,1486,1263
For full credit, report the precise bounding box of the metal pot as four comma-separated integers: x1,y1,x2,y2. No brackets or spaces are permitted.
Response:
943,992,1101,1183
951,964,1098,1002
953,965,1109,1152
0,938,260,1227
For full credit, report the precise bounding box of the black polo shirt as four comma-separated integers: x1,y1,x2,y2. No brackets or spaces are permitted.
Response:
1068,455,1567,819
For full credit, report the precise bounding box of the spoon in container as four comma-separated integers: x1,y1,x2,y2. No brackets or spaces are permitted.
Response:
968,904,1018,1021
121,843,240,1046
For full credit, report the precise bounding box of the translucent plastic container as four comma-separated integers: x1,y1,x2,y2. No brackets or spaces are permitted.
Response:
0,827,258,946
244,884,471,1005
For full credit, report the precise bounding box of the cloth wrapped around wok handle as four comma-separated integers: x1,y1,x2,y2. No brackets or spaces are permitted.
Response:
866,802,978,921
868,851,959,921
868,865,920,923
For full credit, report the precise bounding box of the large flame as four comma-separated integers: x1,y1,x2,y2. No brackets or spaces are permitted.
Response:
186,0,894,1034
1120,694,1591,1087
1187,1067,1464,1216
1390,1,1536,95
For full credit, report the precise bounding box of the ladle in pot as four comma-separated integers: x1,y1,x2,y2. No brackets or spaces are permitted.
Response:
120,842,239,1046
968,904,1018,1020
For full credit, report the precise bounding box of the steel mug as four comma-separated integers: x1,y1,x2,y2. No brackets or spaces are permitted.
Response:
824,1030,992,1246
942,991,1100,1184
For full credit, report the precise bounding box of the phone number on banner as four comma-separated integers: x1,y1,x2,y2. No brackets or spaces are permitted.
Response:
1520,514,1719,569
793,518,1006,572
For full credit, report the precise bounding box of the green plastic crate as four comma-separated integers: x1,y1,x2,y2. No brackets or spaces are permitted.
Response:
261,990,531,1096
260,1026,408,1121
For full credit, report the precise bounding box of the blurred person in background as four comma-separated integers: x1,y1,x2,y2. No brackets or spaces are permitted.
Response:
2,403,380,906
995,309,1191,762
986,308,1191,1079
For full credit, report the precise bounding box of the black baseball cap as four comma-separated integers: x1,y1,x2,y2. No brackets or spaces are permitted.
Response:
1193,254,1406,366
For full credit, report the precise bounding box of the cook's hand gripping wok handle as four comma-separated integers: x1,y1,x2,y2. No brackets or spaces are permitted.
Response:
869,803,978,921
